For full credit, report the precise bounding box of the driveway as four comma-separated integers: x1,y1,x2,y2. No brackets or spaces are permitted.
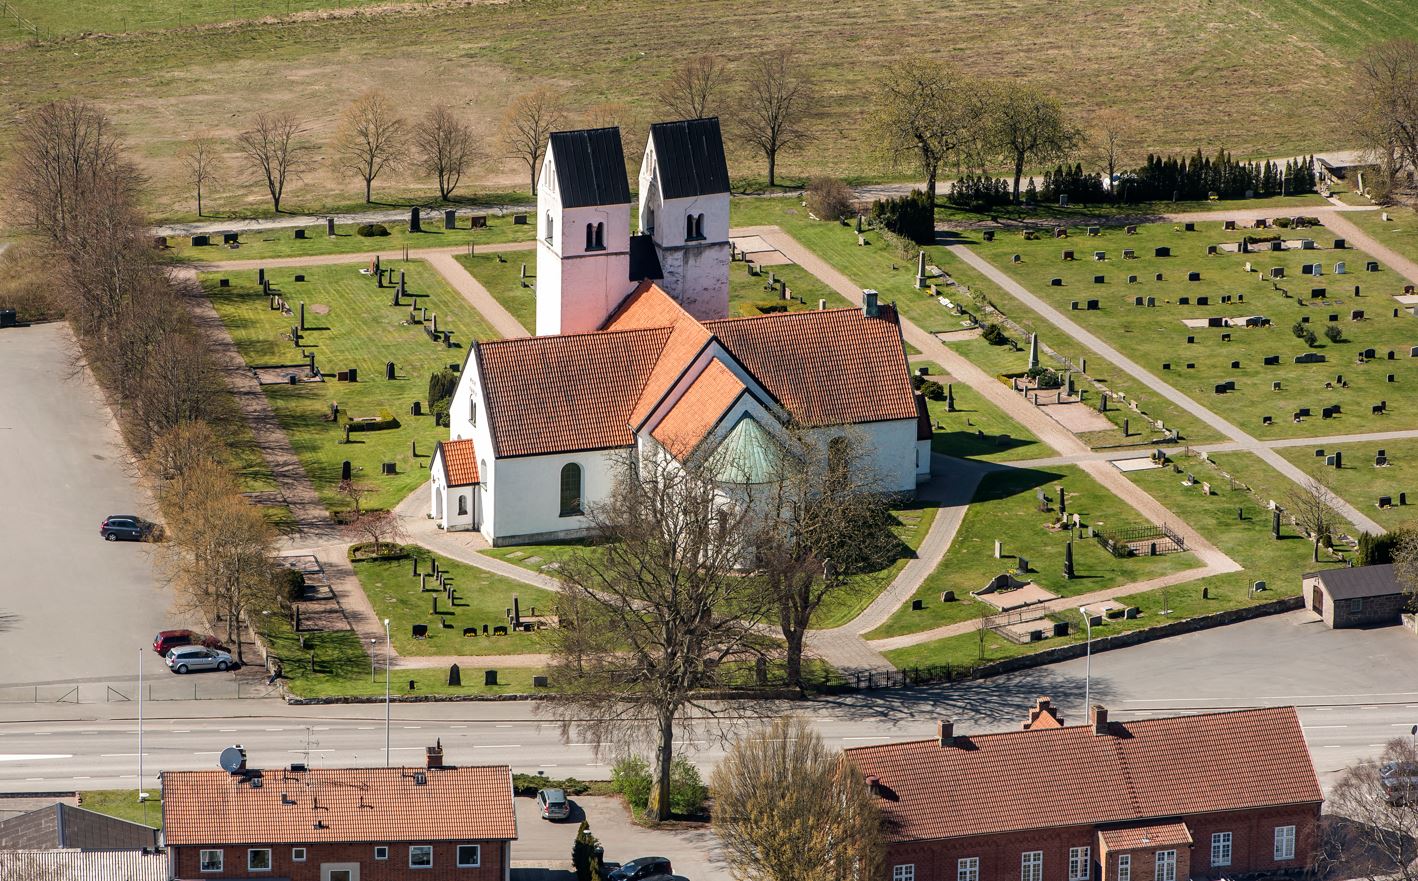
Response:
512,795,728,881
0,323,216,696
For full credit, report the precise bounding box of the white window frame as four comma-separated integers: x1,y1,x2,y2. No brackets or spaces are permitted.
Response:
1275,824,1297,860
1069,845,1091,880
1350,597,1364,613
374,846,389,861
292,847,306,863
1212,831,1233,867
199,850,223,873
891,865,915,881
1155,849,1177,881
410,845,434,868
247,848,272,872
1022,850,1044,881
1116,853,1131,881
457,844,481,868
956,856,980,881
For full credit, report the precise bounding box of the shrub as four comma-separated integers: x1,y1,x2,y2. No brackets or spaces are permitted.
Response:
1028,366,1062,389
1303,329,1318,347
919,379,945,401
1291,321,1307,339
346,411,399,432
512,773,591,798
611,755,706,816
981,323,1009,346
1274,216,1292,228
356,223,390,237
281,568,305,604
668,757,708,816
430,397,451,428
753,301,789,314
805,177,855,221
428,368,458,409
571,821,605,881
910,372,925,391
870,189,934,244
1357,529,1416,566
1324,323,1343,343
610,756,652,810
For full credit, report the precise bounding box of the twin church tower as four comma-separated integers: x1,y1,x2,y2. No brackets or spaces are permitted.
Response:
534,117,731,336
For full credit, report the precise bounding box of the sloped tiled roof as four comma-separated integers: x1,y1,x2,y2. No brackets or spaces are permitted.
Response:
648,118,730,199
651,359,745,459
605,283,713,427
846,706,1320,843
435,438,479,486
548,127,631,208
1098,821,1194,851
477,326,670,458
162,766,516,846
706,307,917,428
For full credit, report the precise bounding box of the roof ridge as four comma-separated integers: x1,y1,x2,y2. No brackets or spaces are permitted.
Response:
705,305,866,325
480,325,674,347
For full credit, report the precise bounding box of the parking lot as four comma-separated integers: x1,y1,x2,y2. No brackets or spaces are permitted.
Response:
512,795,727,881
0,323,212,695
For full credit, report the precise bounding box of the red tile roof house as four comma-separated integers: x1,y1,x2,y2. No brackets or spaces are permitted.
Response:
162,744,516,881
846,701,1322,881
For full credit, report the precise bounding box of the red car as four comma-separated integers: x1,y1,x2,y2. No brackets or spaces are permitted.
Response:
152,630,228,656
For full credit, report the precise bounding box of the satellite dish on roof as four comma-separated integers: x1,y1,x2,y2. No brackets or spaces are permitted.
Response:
219,746,247,774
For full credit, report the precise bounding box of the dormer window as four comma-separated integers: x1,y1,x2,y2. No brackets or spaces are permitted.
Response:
586,221,605,251
686,212,705,241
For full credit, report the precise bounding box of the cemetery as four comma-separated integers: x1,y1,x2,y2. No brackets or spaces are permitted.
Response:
352,545,556,657
1277,439,1418,531
865,465,1197,641
202,260,499,512
912,360,1043,462
1342,210,1418,266
972,219,1418,437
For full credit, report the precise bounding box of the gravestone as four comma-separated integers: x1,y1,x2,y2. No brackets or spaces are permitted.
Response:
1051,278,1063,286
1094,251,1106,261
1207,245,1218,256
294,228,306,240
1094,275,1105,284
1123,248,1135,259
448,664,461,686
1062,249,1074,261
409,206,422,232
1335,262,1347,274
191,234,209,247
1184,222,1196,231
1013,254,1022,263
1087,299,1099,310
1155,246,1171,257
1088,226,1100,236
1054,227,1067,238
1129,275,1138,284
444,209,457,230
1367,261,1379,271
982,229,994,242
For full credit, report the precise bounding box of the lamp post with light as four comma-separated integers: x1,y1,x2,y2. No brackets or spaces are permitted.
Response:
384,618,391,767
1079,606,1094,712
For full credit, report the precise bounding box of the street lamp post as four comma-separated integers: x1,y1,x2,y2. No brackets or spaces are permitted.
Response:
1079,607,1093,712
384,618,391,767
369,638,377,682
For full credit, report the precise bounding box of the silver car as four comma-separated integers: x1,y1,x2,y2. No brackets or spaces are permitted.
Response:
165,646,235,674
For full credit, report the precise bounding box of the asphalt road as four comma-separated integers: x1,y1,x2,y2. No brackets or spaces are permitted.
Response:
0,323,202,692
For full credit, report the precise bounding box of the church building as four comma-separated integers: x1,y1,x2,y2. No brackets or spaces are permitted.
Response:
430,118,930,545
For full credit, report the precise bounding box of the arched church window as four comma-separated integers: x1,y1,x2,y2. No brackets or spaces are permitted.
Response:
695,214,705,240
457,495,468,516
545,211,554,243
685,213,697,240
559,463,583,517
595,222,605,249
585,222,605,251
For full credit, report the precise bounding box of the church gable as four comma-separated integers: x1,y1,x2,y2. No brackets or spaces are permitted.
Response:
648,358,747,460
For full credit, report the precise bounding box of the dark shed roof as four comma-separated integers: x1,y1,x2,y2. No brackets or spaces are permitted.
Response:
1315,563,1402,600
628,234,663,282
548,127,631,208
649,118,730,199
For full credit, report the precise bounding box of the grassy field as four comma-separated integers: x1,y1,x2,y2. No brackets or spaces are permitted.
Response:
1343,208,1418,261
203,261,499,512
970,219,1418,437
353,546,555,657
913,359,1044,462
1276,440,1418,531
0,1,1402,216
76,790,162,829
884,449,1350,670
171,215,535,263
866,464,1197,640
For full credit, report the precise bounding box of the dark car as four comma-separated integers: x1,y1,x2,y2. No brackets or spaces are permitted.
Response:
1381,761,1418,805
100,515,153,542
153,630,229,657
607,857,672,881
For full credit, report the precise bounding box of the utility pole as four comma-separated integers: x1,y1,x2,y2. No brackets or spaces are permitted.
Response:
384,618,392,767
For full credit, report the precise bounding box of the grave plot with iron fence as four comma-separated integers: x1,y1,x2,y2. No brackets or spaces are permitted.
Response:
1094,523,1186,558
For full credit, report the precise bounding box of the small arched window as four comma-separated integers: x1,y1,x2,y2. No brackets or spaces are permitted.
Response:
685,213,697,240
585,222,605,251
457,495,468,516
544,211,554,243
559,463,583,517
595,222,605,249
695,214,705,240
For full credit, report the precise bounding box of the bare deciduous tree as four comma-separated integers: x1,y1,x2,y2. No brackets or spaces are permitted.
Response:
354,509,407,556
868,60,979,207
988,83,1080,204
416,105,477,201
542,450,772,822
1351,38,1418,197
1389,530,1418,613
10,98,132,247
1286,473,1342,563
712,716,884,881
735,53,814,189
236,111,309,213
660,54,729,121
1321,738,1418,881
333,91,407,204
337,478,373,518
179,136,222,217
1088,109,1132,203
501,88,563,195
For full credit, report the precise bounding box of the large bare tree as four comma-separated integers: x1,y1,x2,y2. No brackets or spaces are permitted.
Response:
10,98,131,247
1286,473,1342,563
1087,109,1132,203
752,431,901,689
1322,739,1418,881
179,136,222,218
868,59,979,207
988,83,1080,204
735,52,813,188
236,111,309,213
1351,38,1418,197
542,450,772,822
333,90,407,204
712,716,883,881
501,88,563,195
416,105,477,201
660,54,729,121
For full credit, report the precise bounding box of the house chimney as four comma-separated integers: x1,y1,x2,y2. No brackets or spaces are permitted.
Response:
865,775,881,796
937,719,955,747
863,289,880,317
1091,704,1110,735
1023,696,1064,730
426,739,445,770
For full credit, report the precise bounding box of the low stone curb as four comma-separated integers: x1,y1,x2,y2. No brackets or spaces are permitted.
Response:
286,687,805,705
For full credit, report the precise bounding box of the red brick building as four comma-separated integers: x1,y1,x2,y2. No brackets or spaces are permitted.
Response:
846,701,1322,881
161,744,516,881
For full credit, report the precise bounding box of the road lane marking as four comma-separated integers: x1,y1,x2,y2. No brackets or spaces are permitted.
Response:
473,745,521,749
0,754,73,762
100,753,149,758
402,726,422,729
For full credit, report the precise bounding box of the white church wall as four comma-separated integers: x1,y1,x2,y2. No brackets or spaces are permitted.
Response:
916,439,933,482
483,447,623,546
536,200,633,335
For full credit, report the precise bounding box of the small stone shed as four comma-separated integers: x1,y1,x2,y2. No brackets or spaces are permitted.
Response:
1302,563,1412,628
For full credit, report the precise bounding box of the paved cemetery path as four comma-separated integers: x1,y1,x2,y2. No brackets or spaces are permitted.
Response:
946,244,1386,536
392,487,562,592
1314,211,1418,287
423,251,530,338
155,205,536,238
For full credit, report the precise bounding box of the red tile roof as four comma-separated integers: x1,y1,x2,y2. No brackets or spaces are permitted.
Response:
436,439,479,486
847,706,1320,843
1099,821,1193,851
705,307,916,428
651,359,746,459
162,765,516,846
476,326,670,457
605,282,713,428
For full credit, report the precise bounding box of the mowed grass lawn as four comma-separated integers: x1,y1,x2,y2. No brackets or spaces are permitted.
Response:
172,215,535,264
867,464,1197,640
971,219,1418,437
1277,440,1418,532
353,546,555,657
884,450,1349,670
203,261,498,512
1343,208,1418,262
913,359,1044,463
